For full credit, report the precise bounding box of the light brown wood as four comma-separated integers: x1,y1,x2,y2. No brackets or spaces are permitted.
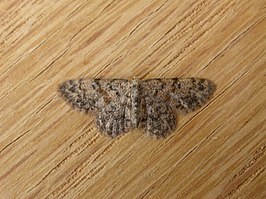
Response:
0,0,265,198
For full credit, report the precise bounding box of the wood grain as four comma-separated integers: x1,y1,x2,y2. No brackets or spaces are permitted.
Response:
0,0,265,198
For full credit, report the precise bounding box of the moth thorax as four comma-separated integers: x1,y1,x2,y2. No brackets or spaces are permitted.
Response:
131,79,140,128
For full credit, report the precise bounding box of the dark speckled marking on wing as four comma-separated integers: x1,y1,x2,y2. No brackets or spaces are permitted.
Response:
59,78,216,138
59,79,132,110
59,79,132,137
139,78,216,137
141,78,216,113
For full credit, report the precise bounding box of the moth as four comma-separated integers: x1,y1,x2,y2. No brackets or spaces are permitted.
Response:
59,78,216,138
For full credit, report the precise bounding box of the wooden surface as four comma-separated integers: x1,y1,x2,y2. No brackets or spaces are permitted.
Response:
0,0,265,198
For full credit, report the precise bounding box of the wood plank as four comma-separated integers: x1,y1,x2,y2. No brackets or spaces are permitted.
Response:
0,0,265,198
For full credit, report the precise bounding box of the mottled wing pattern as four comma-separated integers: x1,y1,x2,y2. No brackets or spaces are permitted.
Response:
96,100,132,138
59,78,216,138
168,78,216,113
140,79,176,138
59,79,131,137
142,78,216,113
141,96,176,138
140,78,216,137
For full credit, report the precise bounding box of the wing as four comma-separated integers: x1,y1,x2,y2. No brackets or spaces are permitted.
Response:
139,78,216,137
141,78,216,114
96,100,132,138
59,79,130,111
59,79,132,137
140,97,177,138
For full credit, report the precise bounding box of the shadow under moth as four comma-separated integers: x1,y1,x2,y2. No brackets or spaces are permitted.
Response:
59,78,216,138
